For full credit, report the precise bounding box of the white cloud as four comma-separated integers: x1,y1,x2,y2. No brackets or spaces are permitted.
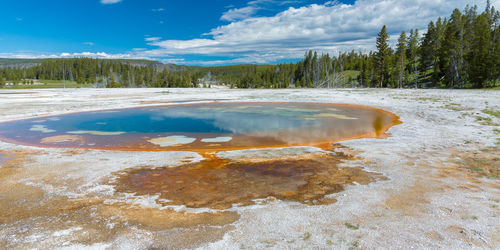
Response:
100,0,122,4
221,6,259,21
3,0,498,65
220,0,300,21
0,52,141,60
59,52,134,58
83,42,95,46
151,8,164,12
159,58,186,64
145,0,496,64
145,37,161,42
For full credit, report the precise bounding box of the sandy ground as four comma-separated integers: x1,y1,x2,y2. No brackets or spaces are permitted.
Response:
0,88,499,249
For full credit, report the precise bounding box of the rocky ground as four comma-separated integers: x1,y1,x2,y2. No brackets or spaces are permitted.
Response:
0,88,499,249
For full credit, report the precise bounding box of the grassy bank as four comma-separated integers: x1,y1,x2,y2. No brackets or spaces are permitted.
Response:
1,80,92,89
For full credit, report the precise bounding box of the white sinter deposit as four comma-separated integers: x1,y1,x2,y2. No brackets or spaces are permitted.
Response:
0,88,498,249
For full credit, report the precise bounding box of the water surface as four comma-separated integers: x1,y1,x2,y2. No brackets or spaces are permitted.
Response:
0,102,400,152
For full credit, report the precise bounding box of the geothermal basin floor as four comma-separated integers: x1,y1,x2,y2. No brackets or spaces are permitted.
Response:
0,88,499,249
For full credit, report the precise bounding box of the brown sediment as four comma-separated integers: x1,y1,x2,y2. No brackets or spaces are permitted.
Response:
0,185,236,249
0,182,100,225
0,151,95,225
426,145,500,185
139,101,171,105
40,135,85,144
114,150,386,210
0,92,39,95
0,181,237,248
383,183,433,216
97,204,239,230
382,145,500,221
147,224,236,249
425,231,445,241
454,147,500,180
0,150,30,177
0,151,239,249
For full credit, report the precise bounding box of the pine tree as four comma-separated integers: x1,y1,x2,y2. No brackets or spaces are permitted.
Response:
468,13,491,88
493,13,500,86
396,31,407,88
375,25,390,88
439,9,464,88
407,29,420,88
0,74,4,87
419,21,437,83
430,18,446,86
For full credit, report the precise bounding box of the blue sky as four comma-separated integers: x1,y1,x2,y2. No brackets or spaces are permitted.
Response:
0,0,495,65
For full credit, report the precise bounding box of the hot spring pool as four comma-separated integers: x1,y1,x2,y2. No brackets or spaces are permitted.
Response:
0,102,400,152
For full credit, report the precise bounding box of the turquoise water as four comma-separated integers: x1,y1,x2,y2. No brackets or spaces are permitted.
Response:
0,103,316,134
0,102,399,150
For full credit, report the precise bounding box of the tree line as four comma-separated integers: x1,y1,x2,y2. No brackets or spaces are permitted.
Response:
0,58,201,88
0,4,498,89
372,3,500,88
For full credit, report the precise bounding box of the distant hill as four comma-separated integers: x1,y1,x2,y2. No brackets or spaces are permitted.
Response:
0,58,188,71
0,58,45,69
0,58,46,65
0,58,162,65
